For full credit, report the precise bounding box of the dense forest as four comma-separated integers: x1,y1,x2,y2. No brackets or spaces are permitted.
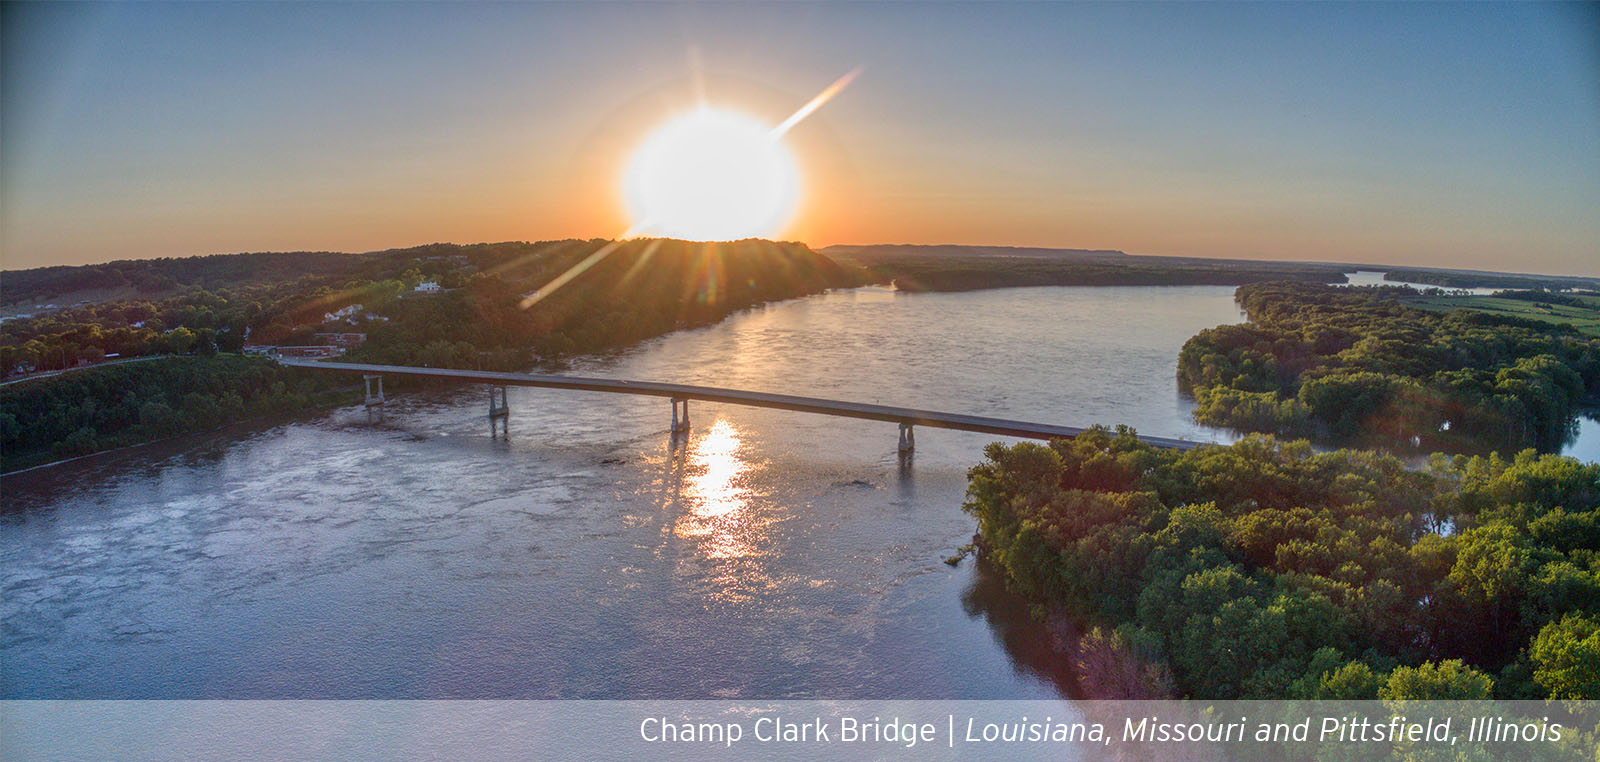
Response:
1179,282,1600,454
965,428,1600,700
964,279,1600,701
1,239,863,471
0,356,350,472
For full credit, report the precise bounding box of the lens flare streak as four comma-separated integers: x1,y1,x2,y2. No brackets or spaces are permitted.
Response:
771,67,861,138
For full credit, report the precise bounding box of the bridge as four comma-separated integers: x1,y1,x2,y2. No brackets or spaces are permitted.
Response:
280,358,1209,452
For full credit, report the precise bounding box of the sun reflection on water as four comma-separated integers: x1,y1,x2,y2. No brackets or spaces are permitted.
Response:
674,419,754,558
668,419,778,605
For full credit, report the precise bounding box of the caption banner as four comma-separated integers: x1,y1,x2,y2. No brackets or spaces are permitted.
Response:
4,699,1595,761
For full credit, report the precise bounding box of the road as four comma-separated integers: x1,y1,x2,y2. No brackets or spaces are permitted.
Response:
0,355,170,387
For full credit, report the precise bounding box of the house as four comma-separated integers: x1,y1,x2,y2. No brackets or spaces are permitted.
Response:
414,281,442,294
322,303,364,322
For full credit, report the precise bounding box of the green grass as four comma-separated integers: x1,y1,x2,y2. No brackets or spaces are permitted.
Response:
1405,294,1600,337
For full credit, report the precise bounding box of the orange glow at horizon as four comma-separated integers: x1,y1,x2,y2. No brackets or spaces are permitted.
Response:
518,67,862,308
4,7,1595,279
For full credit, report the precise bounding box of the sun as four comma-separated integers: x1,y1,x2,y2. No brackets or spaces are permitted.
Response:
624,108,799,241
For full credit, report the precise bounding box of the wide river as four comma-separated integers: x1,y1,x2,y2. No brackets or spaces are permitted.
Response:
3,284,1594,698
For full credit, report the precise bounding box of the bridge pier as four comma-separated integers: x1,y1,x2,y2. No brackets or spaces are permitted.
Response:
363,375,385,421
671,398,691,435
898,422,915,453
363,375,385,406
488,385,509,437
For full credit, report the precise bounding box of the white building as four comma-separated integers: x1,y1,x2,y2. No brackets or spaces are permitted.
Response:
323,303,364,322
414,282,442,294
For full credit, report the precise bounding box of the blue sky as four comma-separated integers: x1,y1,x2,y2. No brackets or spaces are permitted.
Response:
3,2,1596,275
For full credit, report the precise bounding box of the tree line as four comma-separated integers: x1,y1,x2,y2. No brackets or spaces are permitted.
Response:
1178,282,1600,454
0,355,349,472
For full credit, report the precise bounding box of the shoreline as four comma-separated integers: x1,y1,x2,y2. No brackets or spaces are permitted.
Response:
0,385,366,480
0,286,854,478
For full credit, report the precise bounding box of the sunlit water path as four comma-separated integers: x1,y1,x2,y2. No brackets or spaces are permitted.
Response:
3,285,1593,698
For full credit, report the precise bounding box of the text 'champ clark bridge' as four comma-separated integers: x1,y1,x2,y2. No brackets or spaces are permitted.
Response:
280,358,1210,453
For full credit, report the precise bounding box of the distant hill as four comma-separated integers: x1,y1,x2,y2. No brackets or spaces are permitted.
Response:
2,251,369,310
1,241,596,313
824,243,1348,291
11,240,1595,310
821,244,1600,293
822,243,1126,265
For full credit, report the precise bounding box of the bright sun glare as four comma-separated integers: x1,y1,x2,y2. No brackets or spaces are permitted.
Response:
624,108,799,241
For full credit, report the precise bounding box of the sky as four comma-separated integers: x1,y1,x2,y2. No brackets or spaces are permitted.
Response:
3,2,1598,276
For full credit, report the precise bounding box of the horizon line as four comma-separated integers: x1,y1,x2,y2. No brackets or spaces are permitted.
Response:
3,237,1598,282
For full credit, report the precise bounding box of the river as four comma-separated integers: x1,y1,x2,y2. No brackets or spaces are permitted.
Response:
1341,269,1501,295
2,284,1593,698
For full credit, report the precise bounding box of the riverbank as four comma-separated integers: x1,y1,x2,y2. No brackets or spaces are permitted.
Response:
0,383,365,479
2,240,866,474
0,355,361,473
963,429,1600,700
1179,281,1600,455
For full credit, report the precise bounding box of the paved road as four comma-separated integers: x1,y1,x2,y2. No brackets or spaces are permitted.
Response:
0,355,170,387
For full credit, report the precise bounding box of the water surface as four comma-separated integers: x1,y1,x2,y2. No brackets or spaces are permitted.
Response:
3,284,1590,699
1342,269,1499,295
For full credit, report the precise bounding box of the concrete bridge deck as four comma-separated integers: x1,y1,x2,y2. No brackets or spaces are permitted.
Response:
281,358,1208,451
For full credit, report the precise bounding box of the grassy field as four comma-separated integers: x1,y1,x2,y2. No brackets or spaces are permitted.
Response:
1406,293,1600,337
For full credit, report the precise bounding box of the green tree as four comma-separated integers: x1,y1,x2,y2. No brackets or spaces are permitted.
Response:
194,328,218,356
1529,614,1600,700
164,327,196,355
1379,660,1494,700
1313,661,1384,699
